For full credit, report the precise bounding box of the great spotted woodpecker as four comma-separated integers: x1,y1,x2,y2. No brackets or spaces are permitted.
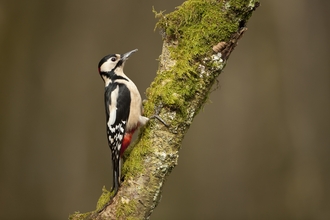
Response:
98,49,166,196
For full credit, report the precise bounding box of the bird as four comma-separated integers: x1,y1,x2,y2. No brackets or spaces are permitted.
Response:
98,49,167,196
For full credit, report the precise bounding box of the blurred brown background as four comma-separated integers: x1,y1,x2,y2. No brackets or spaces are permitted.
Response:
1,1,329,219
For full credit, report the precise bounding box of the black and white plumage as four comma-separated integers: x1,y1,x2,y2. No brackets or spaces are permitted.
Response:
98,49,149,196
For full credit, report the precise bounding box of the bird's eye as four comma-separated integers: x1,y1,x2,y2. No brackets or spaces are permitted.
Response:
111,57,116,62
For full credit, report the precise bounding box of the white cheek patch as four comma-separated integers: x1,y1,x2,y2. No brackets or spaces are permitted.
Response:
101,59,117,72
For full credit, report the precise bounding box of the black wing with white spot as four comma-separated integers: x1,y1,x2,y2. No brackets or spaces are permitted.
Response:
105,82,131,157
104,82,131,191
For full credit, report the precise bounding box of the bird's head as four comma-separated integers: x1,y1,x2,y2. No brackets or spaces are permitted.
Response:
98,49,138,79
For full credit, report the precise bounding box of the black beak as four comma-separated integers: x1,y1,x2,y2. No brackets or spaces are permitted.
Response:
121,49,138,61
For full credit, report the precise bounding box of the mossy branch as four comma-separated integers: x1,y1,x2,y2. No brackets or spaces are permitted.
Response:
69,0,259,219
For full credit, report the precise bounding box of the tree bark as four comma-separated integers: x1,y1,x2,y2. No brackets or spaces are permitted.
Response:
70,0,259,219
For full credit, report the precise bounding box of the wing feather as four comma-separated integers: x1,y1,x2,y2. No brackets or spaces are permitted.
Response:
105,83,131,158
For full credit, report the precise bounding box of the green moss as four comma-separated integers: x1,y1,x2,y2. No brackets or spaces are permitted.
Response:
95,186,112,212
115,198,137,218
121,127,153,178
149,0,260,121
155,0,237,55
147,72,198,114
150,0,239,118
68,211,93,220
